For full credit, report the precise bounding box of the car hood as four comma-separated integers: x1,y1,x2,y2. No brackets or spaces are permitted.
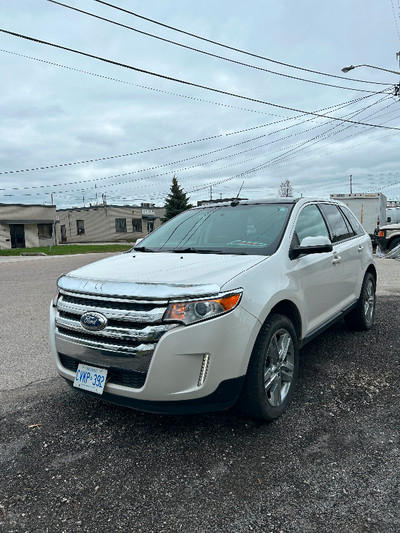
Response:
380,223,400,230
58,251,267,300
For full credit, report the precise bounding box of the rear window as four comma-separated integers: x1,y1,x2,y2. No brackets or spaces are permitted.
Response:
320,204,355,242
340,206,365,235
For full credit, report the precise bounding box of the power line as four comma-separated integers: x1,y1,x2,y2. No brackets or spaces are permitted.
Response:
249,97,399,171
263,96,395,168
0,48,281,117
185,104,400,195
263,124,400,174
64,101,400,198
391,0,400,41
0,112,311,178
1,29,398,130
92,0,392,87
0,50,387,179
2,99,395,202
2,102,397,201
0,92,385,189
48,0,390,94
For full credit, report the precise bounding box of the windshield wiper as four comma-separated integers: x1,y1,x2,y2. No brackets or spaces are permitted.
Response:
172,247,246,255
134,246,154,252
171,247,203,253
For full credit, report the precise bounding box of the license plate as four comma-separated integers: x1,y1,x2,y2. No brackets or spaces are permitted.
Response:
73,364,107,395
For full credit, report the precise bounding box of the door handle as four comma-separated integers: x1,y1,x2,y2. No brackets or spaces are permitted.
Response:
332,253,341,265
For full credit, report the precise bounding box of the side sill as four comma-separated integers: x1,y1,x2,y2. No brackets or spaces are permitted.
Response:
300,301,358,348
62,375,246,415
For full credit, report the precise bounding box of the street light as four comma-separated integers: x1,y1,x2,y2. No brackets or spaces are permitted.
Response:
341,64,400,75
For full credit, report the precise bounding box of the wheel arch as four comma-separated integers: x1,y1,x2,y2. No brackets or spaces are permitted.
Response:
365,263,377,284
243,299,302,375
387,235,400,250
266,300,302,342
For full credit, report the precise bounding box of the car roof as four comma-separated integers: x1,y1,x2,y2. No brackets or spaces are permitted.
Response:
194,197,337,209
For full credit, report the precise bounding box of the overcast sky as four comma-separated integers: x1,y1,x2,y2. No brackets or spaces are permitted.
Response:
1,0,399,209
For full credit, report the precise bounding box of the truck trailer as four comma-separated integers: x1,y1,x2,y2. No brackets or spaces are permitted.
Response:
330,193,387,238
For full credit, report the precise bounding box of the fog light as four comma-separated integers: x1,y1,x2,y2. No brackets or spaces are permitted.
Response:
198,354,210,386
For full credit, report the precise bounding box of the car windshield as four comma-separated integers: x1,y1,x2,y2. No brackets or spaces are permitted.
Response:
135,203,293,255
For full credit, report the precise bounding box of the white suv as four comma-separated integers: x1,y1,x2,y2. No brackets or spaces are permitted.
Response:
50,198,376,420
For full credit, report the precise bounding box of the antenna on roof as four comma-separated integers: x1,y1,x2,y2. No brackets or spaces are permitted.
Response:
231,181,244,206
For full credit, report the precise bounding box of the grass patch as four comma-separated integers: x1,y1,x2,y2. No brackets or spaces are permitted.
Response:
0,244,133,256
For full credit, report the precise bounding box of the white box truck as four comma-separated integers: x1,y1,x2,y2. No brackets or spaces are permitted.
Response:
330,193,387,238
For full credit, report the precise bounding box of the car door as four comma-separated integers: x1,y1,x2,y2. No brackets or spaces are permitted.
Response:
319,203,362,309
289,203,344,334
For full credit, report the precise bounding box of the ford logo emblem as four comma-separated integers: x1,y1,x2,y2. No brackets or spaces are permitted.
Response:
80,312,108,331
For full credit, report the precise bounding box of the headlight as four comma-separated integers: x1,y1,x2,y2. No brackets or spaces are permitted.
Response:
164,291,242,325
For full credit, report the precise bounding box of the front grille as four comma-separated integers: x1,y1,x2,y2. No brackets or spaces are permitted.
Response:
55,289,177,388
61,293,156,312
59,353,146,388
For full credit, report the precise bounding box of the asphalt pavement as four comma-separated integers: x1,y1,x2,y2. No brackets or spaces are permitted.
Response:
0,254,399,533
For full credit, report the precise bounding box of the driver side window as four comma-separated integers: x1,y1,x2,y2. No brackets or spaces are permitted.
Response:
294,204,330,244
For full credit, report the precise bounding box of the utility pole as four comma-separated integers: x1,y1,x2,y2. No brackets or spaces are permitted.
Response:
349,175,353,194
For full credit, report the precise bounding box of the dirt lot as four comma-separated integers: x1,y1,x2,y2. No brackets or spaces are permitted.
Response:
0,255,399,533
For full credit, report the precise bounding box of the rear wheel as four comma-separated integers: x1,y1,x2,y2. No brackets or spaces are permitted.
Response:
237,314,299,421
344,272,375,331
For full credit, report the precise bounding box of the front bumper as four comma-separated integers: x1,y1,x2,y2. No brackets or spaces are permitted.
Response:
50,304,260,413
63,375,246,414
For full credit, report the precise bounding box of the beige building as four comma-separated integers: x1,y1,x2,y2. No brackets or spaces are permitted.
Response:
55,204,165,244
0,203,57,250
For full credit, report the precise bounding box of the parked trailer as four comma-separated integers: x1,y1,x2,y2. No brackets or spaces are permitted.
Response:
330,193,387,238
386,207,400,224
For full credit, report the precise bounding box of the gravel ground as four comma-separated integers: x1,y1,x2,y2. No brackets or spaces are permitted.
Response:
0,256,399,533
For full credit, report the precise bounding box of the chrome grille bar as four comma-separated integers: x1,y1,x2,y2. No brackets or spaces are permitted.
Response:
55,315,175,342
58,295,166,323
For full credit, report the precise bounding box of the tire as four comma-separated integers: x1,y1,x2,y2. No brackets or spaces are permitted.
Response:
389,238,400,251
344,272,376,331
237,314,299,421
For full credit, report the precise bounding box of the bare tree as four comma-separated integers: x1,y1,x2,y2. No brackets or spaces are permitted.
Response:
278,180,293,197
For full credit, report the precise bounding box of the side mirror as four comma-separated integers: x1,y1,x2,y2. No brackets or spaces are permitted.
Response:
134,237,144,247
291,235,333,259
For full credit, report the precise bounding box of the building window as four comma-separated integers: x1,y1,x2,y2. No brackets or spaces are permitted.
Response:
77,220,85,235
37,224,53,239
132,218,142,233
147,220,154,233
115,218,127,233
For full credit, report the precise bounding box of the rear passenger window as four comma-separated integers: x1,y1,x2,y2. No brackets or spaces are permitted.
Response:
294,204,330,243
340,206,365,235
320,204,355,242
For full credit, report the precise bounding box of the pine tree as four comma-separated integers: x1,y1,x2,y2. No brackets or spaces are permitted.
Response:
163,176,192,222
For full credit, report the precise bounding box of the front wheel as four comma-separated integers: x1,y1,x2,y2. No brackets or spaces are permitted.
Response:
389,238,400,251
344,272,376,331
237,314,299,421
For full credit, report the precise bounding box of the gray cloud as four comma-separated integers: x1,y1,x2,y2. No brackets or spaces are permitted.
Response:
0,0,399,209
